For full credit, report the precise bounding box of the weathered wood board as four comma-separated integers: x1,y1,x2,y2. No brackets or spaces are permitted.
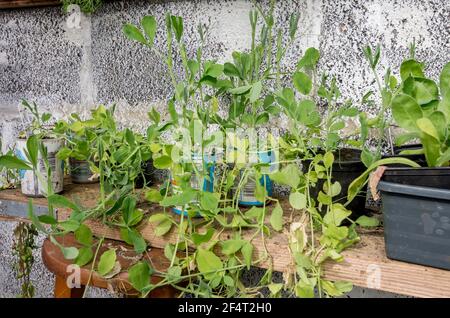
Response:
2,182,450,298
0,0,60,9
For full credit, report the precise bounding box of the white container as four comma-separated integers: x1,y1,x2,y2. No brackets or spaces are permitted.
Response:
16,138,64,197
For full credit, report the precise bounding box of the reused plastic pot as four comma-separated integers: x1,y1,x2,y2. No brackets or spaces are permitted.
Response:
379,180,450,270
382,167,450,189
171,153,215,217
303,148,367,218
16,138,64,197
69,158,99,184
236,150,275,207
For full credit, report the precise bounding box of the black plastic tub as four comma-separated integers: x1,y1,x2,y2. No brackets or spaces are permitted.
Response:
383,167,450,190
135,159,155,189
383,144,427,167
378,181,450,270
303,148,367,218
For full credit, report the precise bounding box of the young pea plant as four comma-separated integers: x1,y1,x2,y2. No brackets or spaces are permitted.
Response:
213,0,300,130
390,59,450,166
18,100,54,139
347,47,450,203
0,139,18,189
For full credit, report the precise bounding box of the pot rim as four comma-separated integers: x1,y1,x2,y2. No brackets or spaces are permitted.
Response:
378,180,450,201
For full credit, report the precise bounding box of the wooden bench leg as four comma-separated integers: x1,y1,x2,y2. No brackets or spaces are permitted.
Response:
54,275,86,298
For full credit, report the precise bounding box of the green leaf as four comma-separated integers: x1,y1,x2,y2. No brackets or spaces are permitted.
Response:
28,200,47,234
26,135,39,167
395,132,420,146
170,16,183,42
293,72,312,95
298,100,320,126
249,81,262,103
196,248,223,280
330,121,345,131
128,229,147,254
297,47,320,70
437,148,450,167
192,228,215,246
221,240,245,255
325,181,341,197
38,215,57,225
223,275,235,287
428,111,447,141
224,62,241,78
168,100,178,123
289,191,306,210
440,62,450,97
58,219,80,232
154,218,172,236
148,213,168,223
205,63,224,78
125,209,144,227
200,192,219,211
167,266,182,280
269,164,300,189
141,16,157,46
255,112,269,125
128,261,153,292
145,189,163,203
122,24,147,45
125,128,135,146
318,191,332,205
74,224,93,246
0,155,32,170
420,129,441,167
241,242,253,270
245,206,263,219
323,205,351,226
97,249,117,277
416,117,439,140
294,252,313,269
322,280,353,296
355,215,380,227
270,202,283,231
323,151,334,169
391,94,423,131
268,283,283,295
347,157,420,203
75,247,94,267
229,85,252,95
56,147,72,160
62,246,79,260
160,189,196,207
48,194,80,212
400,59,424,80
153,156,172,169
405,77,439,106
295,281,315,298
50,236,79,260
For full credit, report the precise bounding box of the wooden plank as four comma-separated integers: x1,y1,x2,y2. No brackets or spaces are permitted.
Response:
322,234,450,298
2,183,450,298
57,203,293,271
0,0,60,9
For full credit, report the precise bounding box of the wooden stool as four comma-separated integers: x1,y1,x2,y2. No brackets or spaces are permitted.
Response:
42,233,178,298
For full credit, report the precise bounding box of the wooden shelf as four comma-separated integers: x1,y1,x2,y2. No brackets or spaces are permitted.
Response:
0,0,60,9
1,182,450,298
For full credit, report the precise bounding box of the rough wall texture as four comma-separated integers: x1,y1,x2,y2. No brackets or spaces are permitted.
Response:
0,0,449,298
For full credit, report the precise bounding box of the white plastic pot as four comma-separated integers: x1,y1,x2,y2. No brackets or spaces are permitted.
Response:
16,138,64,197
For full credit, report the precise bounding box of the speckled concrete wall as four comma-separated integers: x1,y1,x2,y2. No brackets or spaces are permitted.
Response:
0,0,448,298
